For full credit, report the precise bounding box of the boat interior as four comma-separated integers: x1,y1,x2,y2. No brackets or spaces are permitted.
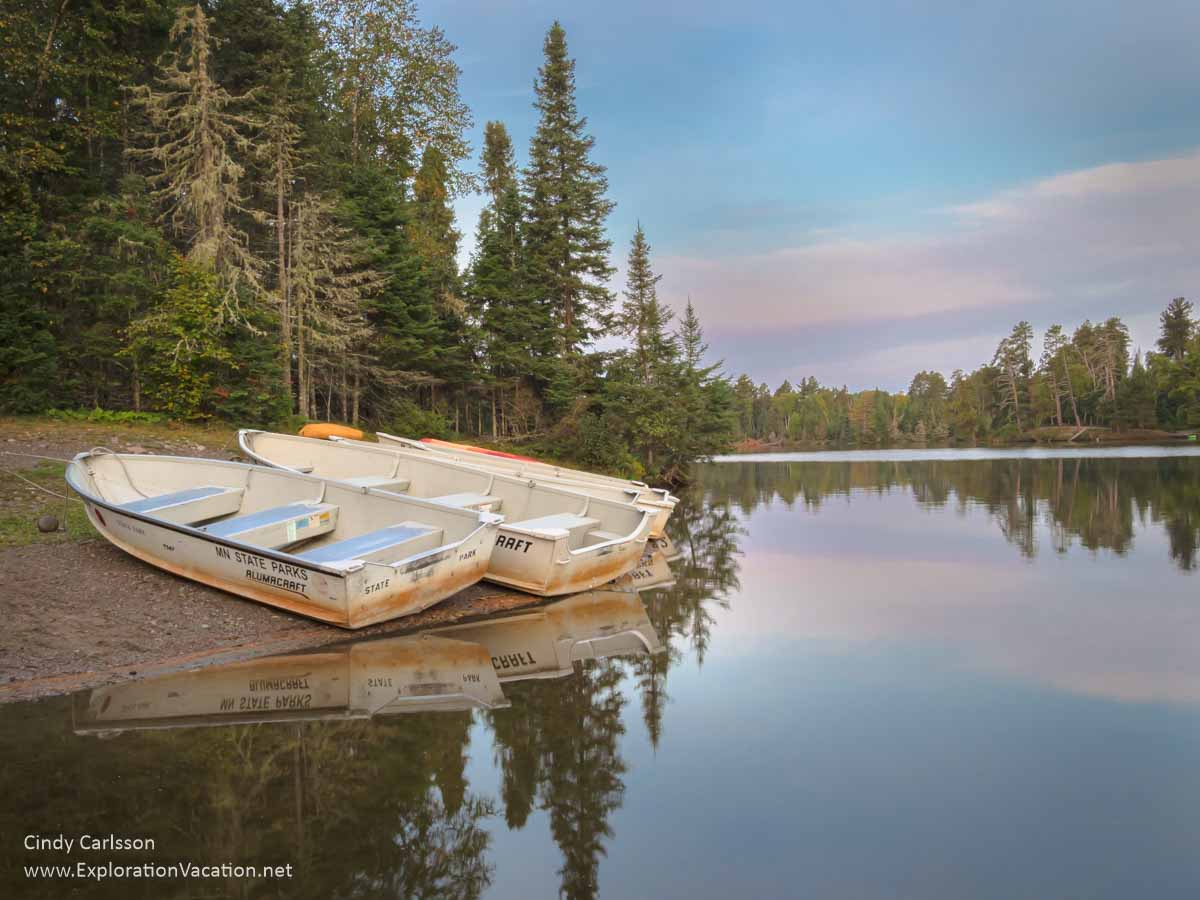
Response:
72,452,488,570
241,431,648,552
376,431,669,498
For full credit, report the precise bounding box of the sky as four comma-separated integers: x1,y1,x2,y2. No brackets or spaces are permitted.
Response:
425,0,1200,392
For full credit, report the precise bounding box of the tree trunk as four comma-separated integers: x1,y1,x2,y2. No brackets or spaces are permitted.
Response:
351,370,360,425
32,0,72,108
295,215,308,418
277,159,291,408
1060,356,1081,428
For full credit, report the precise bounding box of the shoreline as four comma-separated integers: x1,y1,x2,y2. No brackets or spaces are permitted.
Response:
727,430,1196,456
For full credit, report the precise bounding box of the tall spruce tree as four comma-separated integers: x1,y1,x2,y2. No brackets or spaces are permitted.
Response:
467,122,553,435
522,22,615,360
481,120,517,207
619,224,674,383
411,144,470,390
1157,297,1194,362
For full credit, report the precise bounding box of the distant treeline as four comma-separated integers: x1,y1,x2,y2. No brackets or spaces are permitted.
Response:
731,301,1200,445
0,1,734,482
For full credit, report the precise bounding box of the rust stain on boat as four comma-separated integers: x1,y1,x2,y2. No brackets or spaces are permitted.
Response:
101,527,353,626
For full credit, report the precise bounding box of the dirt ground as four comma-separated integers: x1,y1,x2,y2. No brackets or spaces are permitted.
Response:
0,417,550,703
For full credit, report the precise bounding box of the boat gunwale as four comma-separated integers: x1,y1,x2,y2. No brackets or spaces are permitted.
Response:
67,451,498,580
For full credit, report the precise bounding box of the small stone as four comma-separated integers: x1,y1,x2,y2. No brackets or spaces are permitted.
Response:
36,514,59,533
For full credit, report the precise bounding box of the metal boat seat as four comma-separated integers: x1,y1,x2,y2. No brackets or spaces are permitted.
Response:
120,485,245,525
296,522,444,567
342,475,412,492
512,513,601,545
429,492,502,513
202,502,338,549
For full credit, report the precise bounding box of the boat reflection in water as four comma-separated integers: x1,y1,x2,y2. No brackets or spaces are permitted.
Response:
431,588,663,682
74,635,509,735
73,588,663,735
609,546,677,592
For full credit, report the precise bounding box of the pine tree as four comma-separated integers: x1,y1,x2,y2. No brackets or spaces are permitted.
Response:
480,120,517,207
1157,297,1194,362
673,299,736,472
619,224,674,383
411,146,461,308
410,145,471,395
341,165,441,390
606,225,679,473
522,22,615,358
288,193,381,421
259,101,303,405
127,3,263,317
992,321,1033,431
1117,351,1157,429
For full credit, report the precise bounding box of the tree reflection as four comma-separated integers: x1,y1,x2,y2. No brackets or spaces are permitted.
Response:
0,702,495,899
488,660,627,900
701,457,1200,569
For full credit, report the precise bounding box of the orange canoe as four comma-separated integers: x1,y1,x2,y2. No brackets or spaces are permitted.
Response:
299,423,365,441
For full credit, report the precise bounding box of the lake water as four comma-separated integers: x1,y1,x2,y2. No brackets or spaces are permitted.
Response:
3,450,1200,898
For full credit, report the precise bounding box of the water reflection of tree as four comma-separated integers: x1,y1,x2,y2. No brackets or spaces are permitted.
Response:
630,481,746,751
482,485,749,899
487,660,627,900
0,704,495,899
700,458,1200,569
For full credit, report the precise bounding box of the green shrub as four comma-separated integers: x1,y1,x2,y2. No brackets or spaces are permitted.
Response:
45,408,167,425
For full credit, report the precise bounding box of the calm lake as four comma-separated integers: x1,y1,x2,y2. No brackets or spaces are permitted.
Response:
4,448,1200,898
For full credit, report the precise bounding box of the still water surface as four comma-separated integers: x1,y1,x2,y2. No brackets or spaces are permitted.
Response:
3,451,1200,898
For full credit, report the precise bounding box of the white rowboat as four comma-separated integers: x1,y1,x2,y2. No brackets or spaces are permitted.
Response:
66,451,500,628
353,433,678,537
238,431,654,596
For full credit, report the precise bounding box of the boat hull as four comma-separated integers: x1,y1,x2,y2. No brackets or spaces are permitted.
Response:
82,500,493,628
483,524,650,596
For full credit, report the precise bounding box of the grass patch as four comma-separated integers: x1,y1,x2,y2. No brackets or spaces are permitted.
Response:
0,460,98,546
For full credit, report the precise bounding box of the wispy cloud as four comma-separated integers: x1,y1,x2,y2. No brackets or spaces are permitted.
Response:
657,151,1200,388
